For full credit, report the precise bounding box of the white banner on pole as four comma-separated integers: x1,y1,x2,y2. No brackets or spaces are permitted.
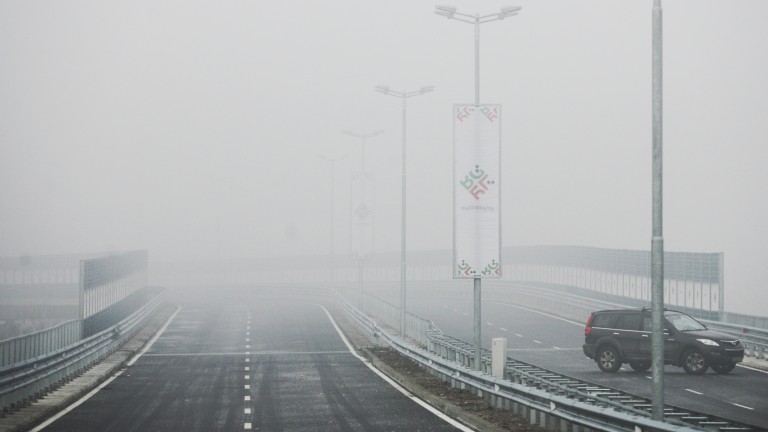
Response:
350,171,375,259
453,104,502,279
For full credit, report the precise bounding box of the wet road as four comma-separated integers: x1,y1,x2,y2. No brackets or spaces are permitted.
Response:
41,288,463,432
407,292,768,429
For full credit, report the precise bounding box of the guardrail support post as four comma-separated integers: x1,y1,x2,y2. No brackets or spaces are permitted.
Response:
492,337,507,378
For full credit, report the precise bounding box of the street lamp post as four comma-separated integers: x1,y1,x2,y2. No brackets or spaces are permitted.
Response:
343,130,383,173
650,0,665,421
435,4,521,371
316,154,347,287
375,85,434,339
343,130,382,311
435,5,521,106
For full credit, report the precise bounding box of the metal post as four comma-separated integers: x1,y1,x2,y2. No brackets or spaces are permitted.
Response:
400,93,407,339
718,253,725,315
319,154,345,286
651,0,665,421
474,277,482,370
330,159,335,284
359,257,364,310
360,136,366,173
472,14,483,371
474,16,480,106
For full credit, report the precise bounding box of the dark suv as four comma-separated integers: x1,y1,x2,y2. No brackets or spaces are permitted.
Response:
583,309,744,375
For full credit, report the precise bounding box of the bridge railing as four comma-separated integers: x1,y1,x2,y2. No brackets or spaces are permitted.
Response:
0,289,164,414
0,320,82,369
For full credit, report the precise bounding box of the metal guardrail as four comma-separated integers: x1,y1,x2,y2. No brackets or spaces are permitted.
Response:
0,320,82,369
0,290,165,413
336,289,759,431
702,321,768,360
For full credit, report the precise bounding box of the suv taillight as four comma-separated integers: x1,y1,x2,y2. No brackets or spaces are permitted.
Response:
585,314,594,336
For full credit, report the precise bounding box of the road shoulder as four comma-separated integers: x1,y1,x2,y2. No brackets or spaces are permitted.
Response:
0,304,177,432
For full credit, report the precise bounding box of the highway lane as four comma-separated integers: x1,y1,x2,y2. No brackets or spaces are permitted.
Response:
40,289,466,432
407,294,768,429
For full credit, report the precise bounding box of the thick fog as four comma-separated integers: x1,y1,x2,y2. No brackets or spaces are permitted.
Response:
1,1,766,315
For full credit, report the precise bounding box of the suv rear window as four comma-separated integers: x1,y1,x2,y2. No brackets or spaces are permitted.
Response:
591,313,619,329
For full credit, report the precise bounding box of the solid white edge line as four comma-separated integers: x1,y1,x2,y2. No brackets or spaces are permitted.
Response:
316,304,474,432
30,306,181,432
736,364,768,374
32,305,183,431
29,371,124,432
127,305,182,367
496,302,584,327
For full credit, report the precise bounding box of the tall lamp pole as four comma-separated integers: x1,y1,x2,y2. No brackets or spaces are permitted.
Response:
316,154,347,287
650,0,665,421
435,5,521,106
375,85,434,339
343,130,383,173
343,130,382,310
435,4,521,370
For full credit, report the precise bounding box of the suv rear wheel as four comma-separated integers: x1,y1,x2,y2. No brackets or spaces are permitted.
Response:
596,346,621,372
682,349,709,375
629,361,651,372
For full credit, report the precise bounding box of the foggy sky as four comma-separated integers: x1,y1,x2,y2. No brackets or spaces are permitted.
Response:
1,1,766,315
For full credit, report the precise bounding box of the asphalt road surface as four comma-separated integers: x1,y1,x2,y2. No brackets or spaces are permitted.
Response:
39,288,465,432
407,293,768,429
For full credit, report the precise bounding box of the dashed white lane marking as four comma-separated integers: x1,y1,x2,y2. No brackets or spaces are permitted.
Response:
245,316,251,432
686,389,703,395
136,350,349,357
515,334,523,338
507,348,581,352
462,312,469,316
486,322,493,326
732,403,754,410
533,340,542,344
317,304,475,432
499,328,508,332
646,376,652,380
